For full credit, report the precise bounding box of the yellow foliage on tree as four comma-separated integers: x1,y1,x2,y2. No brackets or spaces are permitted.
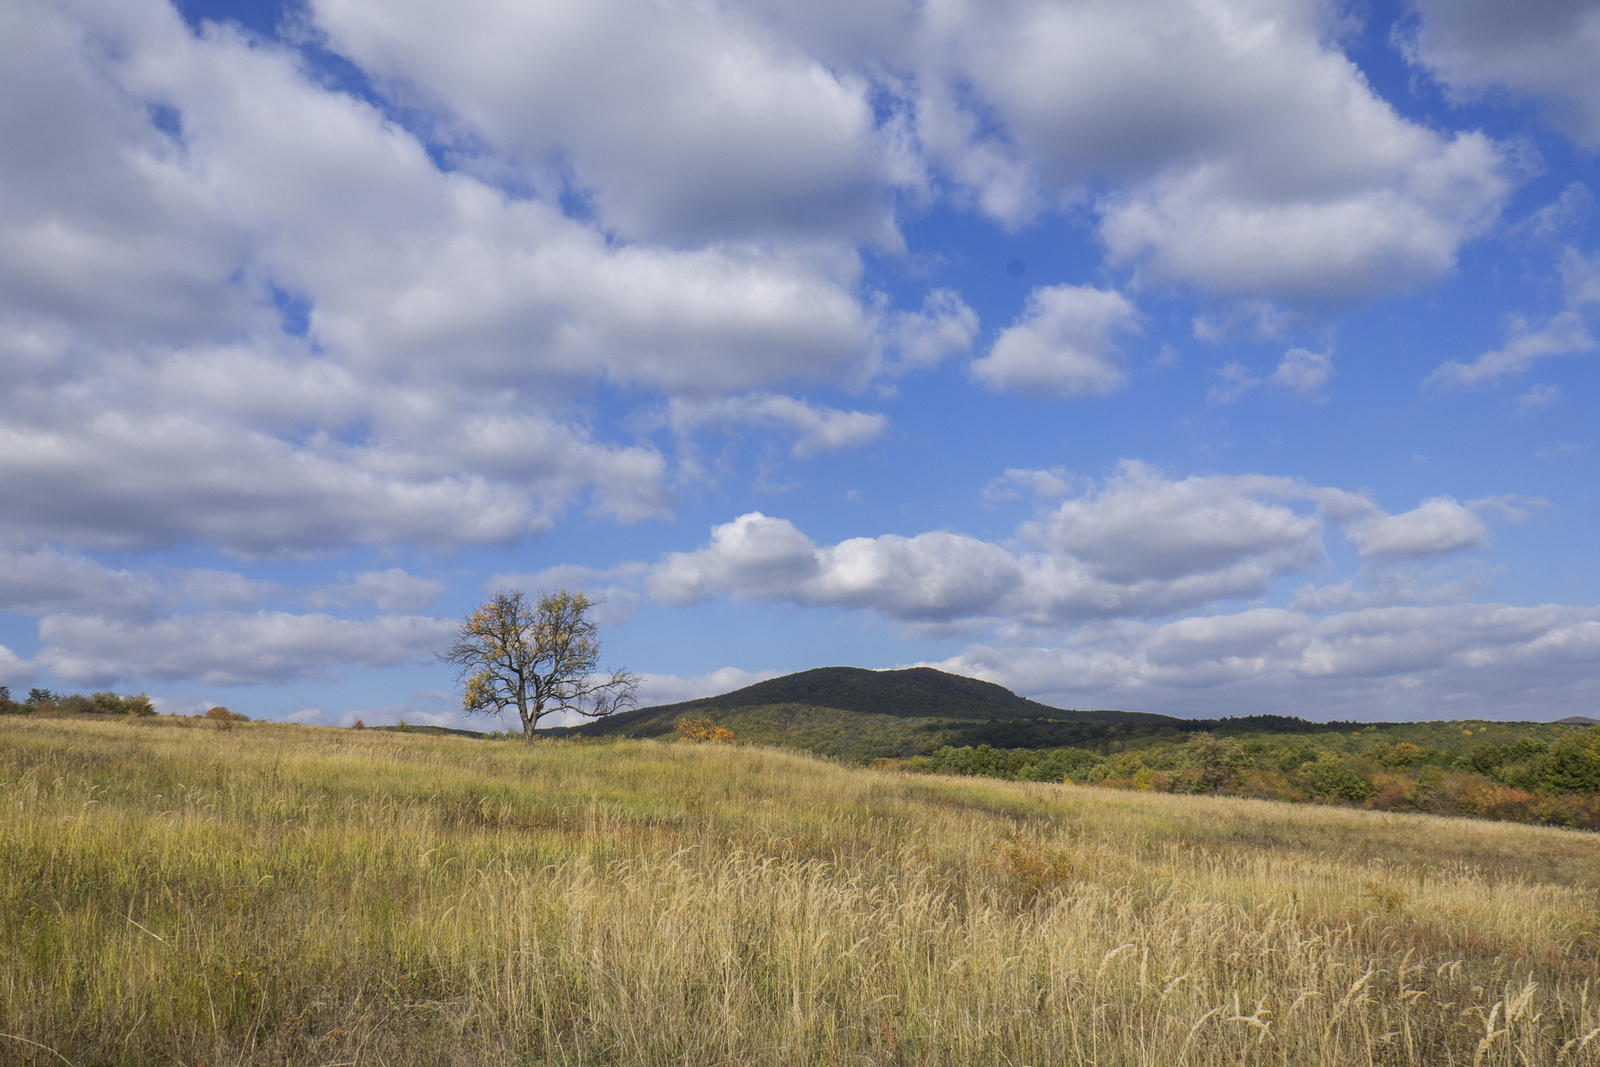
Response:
675,717,733,744
440,589,639,742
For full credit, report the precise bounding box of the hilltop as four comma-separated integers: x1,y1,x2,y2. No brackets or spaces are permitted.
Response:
541,665,1181,759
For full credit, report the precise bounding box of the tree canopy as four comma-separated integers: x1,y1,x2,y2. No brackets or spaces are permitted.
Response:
440,589,638,741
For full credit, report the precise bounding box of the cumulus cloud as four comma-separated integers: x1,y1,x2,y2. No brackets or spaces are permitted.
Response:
309,0,907,249
0,408,672,553
646,463,1502,628
0,644,31,686
1344,497,1487,559
308,569,445,613
0,546,159,618
932,602,1600,720
971,285,1139,396
880,289,980,375
1208,348,1333,403
981,467,1074,505
631,667,782,709
1098,132,1508,298
490,563,649,626
1405,0,1600,148
666,394,887,459
35,610,455,686
1270,348,1334,398
0,546,284,620
0,0,944,559
916,0,1512,298
1427,311,1596,387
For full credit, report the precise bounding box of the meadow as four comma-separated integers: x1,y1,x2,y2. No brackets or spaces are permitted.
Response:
2,715,1599,1065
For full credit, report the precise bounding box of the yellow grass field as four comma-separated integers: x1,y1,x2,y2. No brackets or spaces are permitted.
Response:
2,715,1598,1066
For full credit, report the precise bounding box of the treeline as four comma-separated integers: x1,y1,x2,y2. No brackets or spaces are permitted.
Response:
0,686,155,717
894,726,1600,830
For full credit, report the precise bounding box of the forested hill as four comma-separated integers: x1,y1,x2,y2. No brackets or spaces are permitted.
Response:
548,665,1176,741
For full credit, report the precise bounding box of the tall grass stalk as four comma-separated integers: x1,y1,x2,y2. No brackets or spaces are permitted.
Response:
2,717,1597,1065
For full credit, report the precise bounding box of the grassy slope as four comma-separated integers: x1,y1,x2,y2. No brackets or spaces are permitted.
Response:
3,717,1600,1066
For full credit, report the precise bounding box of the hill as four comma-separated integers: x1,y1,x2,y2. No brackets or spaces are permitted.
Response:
544,665,1181,758
3,714,1597,1065
543,665,1379,760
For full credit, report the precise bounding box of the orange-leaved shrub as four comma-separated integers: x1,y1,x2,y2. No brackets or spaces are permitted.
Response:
676,717,733,744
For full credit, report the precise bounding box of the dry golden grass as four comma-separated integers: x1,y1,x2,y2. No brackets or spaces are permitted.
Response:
2,715,1598,1065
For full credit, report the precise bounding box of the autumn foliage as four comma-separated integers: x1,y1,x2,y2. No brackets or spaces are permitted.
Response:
676,717,733,744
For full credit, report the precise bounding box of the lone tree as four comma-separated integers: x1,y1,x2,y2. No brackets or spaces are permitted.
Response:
440,589,639,741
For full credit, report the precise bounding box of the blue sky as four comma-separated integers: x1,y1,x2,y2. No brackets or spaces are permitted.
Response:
1,0,1597,725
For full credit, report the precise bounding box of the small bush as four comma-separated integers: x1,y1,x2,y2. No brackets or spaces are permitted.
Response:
204,706,248,730
676,717,733,744
90,691,156,716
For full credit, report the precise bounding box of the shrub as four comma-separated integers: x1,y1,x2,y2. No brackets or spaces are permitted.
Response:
676,717,733,744
204,706,248,729
1538,728,1600,794
1385,742,1431,768
1294,755,1376,803
90,691,156,716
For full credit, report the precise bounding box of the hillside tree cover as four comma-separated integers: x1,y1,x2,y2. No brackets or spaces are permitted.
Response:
899,725,1600,829
0,687,153,716
441,589,638,741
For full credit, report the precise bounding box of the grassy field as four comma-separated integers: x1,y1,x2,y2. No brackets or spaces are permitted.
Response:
2,716,1599,1065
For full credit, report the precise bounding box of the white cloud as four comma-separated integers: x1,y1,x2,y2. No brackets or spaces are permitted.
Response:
1517,383,1560,414
1207,348,1331,404
971,285,1138,396
309,0,906,249
648,513,824,607
1467,494,1545,526
0,645,31,687
666,394,887,459
1561,248,1600,308
1041,463,1326,583
1270,348,1334,399
0,408,671,553
0,0,942,560
932,602,1600,720
309,569,445,613
490,563,649,626
1206,361,1258,404
1427,311,1596,387
0,546,159,618
646,463,1501,628
981,467,1074,505
1519,183,1592,241
1344,497,1487,560
1405,0,1600,148
881,289,980,375
917,0,1511,299
631,667,782,709
35,610,455,686
1290,564,1483,613
1099,132,1509,299
0,546,285,619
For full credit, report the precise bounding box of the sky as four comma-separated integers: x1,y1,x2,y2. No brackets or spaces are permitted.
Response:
1,0,1597,727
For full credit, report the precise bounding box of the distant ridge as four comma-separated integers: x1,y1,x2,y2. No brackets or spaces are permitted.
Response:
546,665,1177,743
1554,715,1600,725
